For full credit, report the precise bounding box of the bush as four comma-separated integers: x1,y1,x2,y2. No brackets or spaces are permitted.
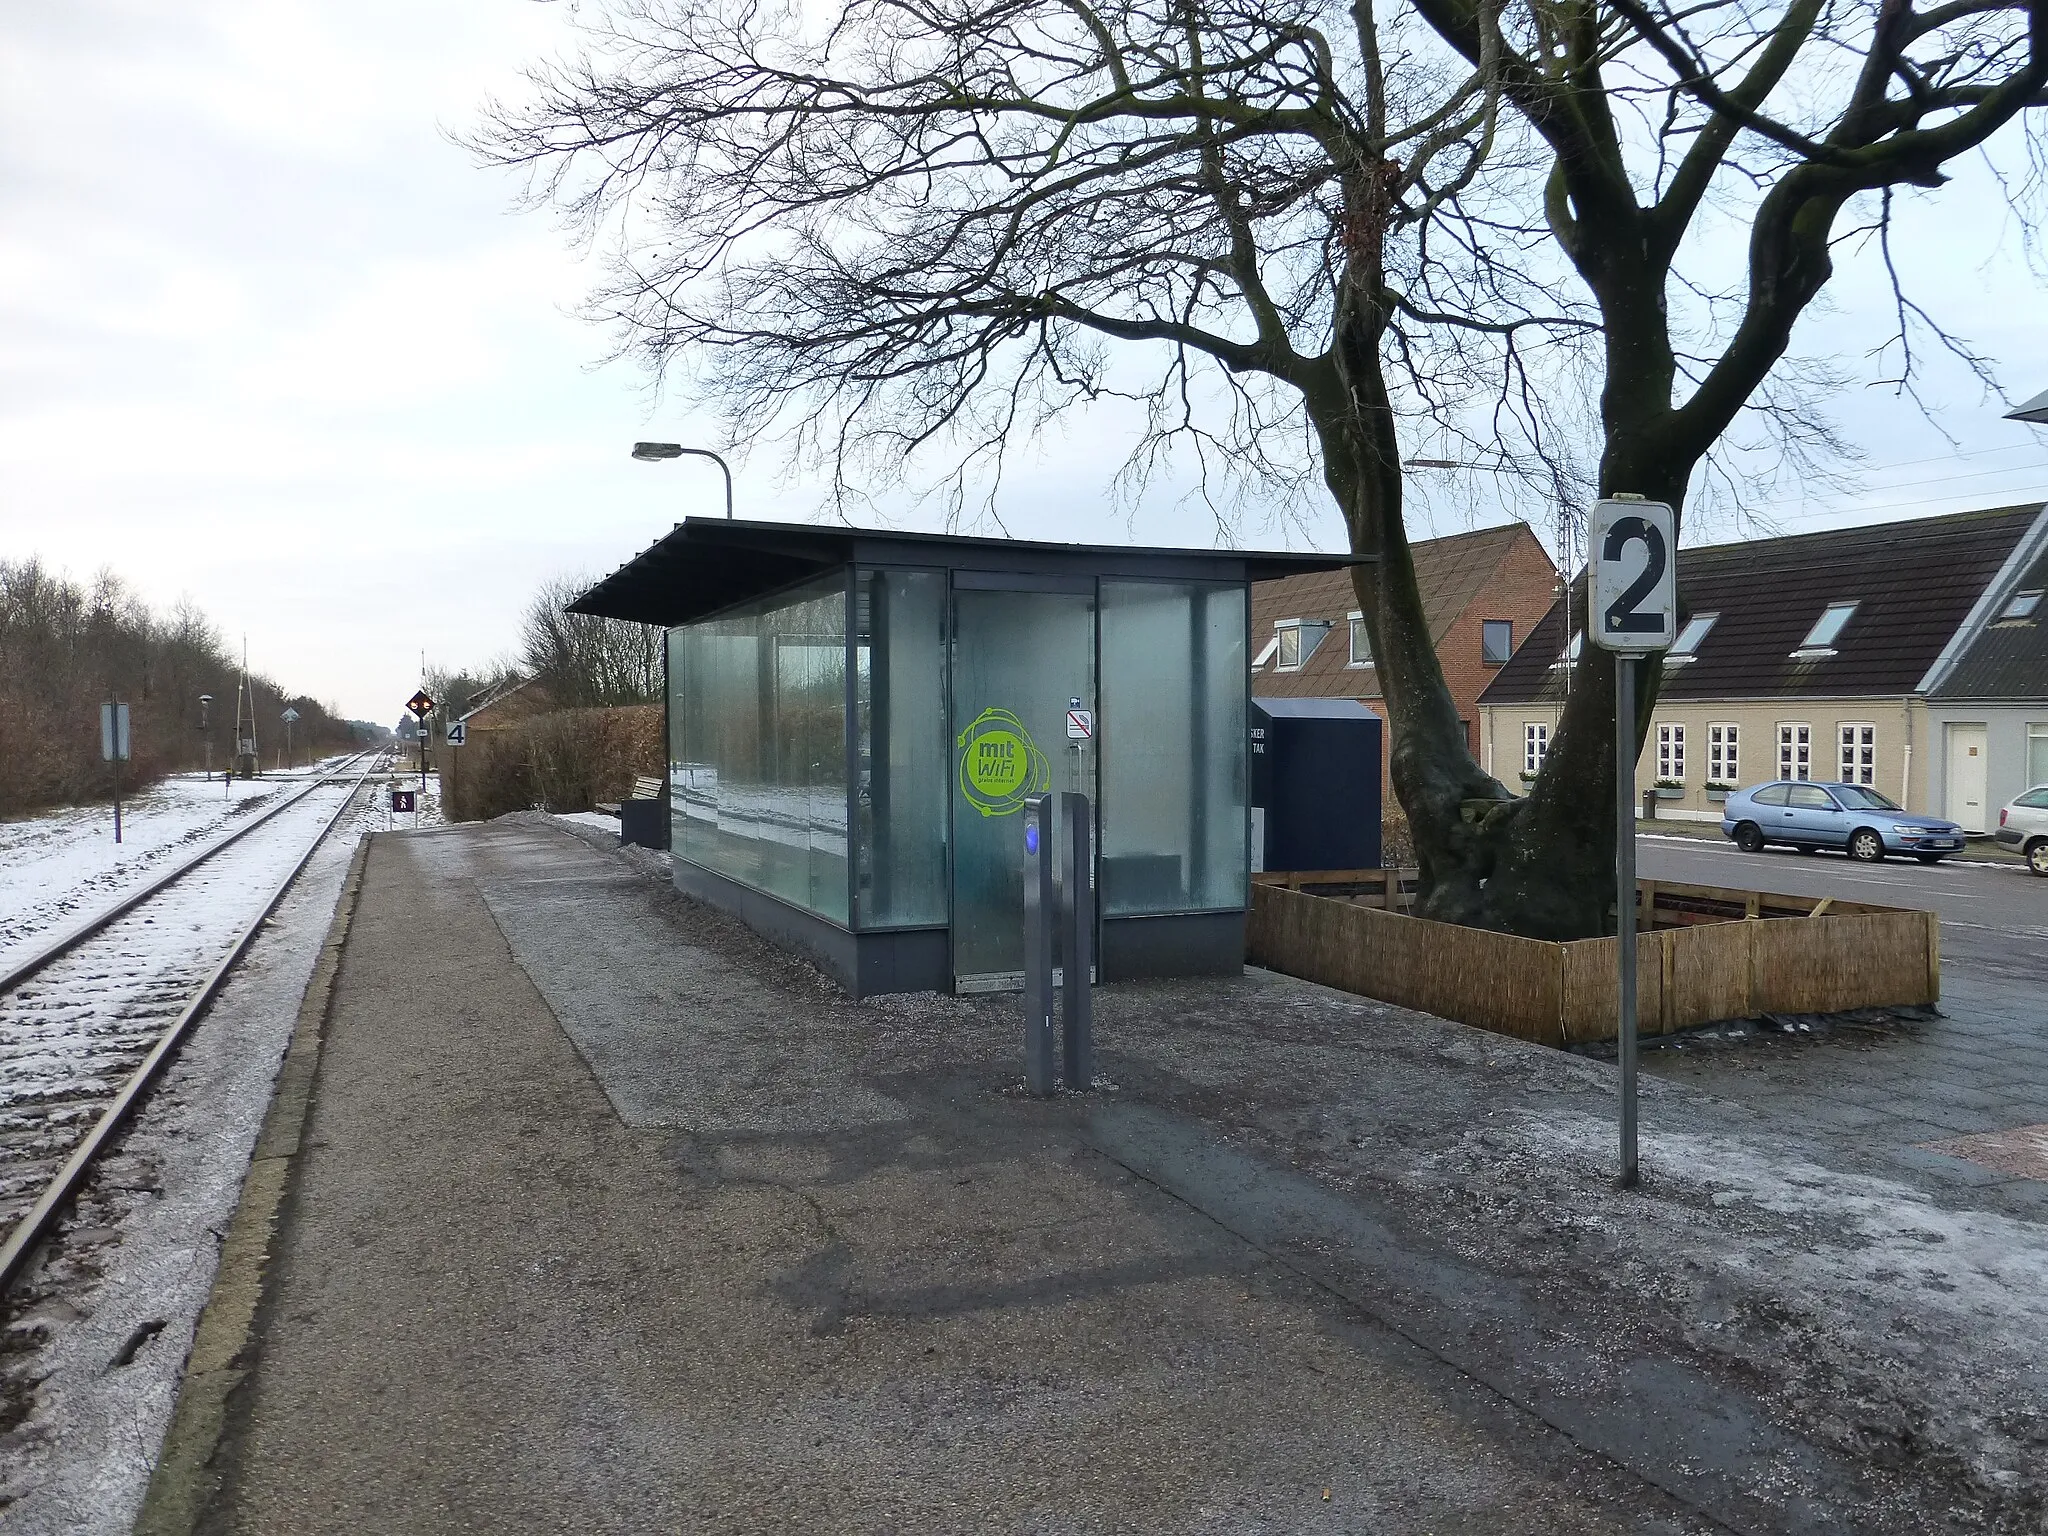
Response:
445,705,663,822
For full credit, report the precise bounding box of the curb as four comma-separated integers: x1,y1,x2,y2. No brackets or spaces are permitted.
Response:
134,833,374,1536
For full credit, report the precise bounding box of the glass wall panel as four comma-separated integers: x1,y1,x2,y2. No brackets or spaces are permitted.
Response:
1099,581,1248,914
853,569,948,927
667,572,849,924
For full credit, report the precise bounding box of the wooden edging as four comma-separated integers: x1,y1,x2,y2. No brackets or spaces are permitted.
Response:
134,833,373,1536
1248,874,1939,1047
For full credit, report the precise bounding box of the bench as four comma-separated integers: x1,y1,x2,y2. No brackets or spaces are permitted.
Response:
618,774,670,851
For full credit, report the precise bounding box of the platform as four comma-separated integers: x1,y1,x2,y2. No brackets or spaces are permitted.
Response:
140,816,2044,1533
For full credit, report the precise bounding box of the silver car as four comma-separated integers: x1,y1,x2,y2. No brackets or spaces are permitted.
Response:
1995,785,2048,876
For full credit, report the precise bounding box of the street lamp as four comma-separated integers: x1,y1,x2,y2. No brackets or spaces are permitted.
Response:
198,694,213,782
632,441,733,518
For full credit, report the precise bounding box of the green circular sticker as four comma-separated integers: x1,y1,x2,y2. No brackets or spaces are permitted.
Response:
957,707,1049,817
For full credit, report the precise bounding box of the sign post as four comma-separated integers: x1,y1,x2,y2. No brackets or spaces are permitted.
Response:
100,698,132,843
1022,794,1056,1095
1588,495,1677,1188
280,706,300,771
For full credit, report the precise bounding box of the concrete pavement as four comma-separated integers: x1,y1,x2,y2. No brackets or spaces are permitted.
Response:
145,817,2048,1533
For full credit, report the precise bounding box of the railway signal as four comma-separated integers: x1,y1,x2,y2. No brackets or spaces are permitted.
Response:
406,690,435,794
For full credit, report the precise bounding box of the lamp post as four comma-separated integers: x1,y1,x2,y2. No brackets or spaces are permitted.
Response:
198,694,213,782
631,441,733,518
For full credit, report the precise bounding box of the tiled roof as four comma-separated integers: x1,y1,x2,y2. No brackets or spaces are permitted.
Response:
1251,523,1535,697
1479,503,2046,705
1933,532,2048,699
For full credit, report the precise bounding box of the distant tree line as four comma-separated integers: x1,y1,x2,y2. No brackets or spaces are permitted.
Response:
430,572,663,728
0,559,370,817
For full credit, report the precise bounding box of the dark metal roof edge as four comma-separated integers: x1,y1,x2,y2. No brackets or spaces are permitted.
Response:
567,517,1369,621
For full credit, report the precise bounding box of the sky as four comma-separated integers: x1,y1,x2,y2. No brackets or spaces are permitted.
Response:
4,1,2047,723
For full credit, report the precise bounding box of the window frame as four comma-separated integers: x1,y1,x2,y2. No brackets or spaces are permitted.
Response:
1273,617,1331,671
1347,611,1372,667
1666,611,1718,663
1837,721,1877,787
1523,721,1549,777
1707,721,1739,785
1777,721,1812,781
1481,619,1514,666
2000,589,2043,621
1656,721,1686,782
1793,601,1858,656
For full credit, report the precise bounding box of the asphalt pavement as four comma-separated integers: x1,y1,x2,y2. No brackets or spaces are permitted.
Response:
1636,832,2048,1220
145,817,2048,1534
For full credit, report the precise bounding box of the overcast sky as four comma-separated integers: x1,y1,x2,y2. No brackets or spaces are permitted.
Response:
5,0,2046,722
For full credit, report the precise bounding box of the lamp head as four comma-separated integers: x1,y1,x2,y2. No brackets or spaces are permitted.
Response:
632,441,684,461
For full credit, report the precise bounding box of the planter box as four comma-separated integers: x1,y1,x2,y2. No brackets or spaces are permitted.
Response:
1706,789,1730,804
1653,786,1685,800
1247,871,1939,1046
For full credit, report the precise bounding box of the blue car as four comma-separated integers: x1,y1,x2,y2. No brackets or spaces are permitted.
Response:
1719,781,1966,863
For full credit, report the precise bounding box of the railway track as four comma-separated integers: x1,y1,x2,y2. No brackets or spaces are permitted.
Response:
0,752,385,1291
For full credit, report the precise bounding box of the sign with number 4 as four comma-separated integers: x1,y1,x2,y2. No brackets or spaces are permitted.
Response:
1589,498,1677,653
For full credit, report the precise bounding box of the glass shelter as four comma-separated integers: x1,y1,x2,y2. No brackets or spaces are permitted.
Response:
571,519,1360,996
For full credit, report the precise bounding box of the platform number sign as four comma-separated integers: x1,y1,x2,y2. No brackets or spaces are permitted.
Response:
1589,498,1677,654
445,721,467,747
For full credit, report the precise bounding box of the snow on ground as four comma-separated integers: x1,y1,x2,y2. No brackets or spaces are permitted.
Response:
0,756,362,976
0,788,383,1534
368,770,445,832
1429,1104,2048,1507
551,810,621,832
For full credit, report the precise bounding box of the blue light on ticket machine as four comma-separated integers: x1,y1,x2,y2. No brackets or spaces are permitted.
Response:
1024,823,1039,855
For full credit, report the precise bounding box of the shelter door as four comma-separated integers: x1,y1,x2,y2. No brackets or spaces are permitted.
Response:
950,587,1096,988
1945,723,1989,832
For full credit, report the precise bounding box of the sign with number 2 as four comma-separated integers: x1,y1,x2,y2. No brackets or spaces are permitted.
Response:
1589,498,1677,653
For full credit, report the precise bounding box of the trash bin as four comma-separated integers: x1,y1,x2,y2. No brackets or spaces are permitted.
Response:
1640,788,1658,821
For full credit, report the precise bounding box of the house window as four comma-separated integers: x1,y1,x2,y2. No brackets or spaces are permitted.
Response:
1667,612,1717,664
2001,589,2042,621
2029,722,2048,787
1348,613,1372,666
1656,723,1686,782
1793,601,1858,655
1523,722,1549,777
1708,723,1739,785
1481,620,1514,665
1777,722,1811,781
1838,722,1876,786
1275,619,1332,670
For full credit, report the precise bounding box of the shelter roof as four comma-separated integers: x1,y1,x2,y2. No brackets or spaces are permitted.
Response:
569,518,1363,627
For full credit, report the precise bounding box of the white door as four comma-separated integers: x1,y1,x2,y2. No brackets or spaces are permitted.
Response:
1945,724,1990,832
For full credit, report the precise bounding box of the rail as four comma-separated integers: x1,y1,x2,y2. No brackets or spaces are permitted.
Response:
0,752,383,1292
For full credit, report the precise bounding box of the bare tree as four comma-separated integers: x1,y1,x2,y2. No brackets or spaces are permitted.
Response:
475,0,1609,928
520,573,664,708
1397,0,2048,933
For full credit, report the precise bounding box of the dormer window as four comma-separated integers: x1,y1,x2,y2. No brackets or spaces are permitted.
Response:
1275,619,1332,670
2001,589,2042,621
1665,611,1717,665
1549,630,1583,670
1792,601,1858,658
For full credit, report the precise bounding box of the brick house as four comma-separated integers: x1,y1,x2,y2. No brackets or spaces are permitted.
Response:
1250,523,1562,803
